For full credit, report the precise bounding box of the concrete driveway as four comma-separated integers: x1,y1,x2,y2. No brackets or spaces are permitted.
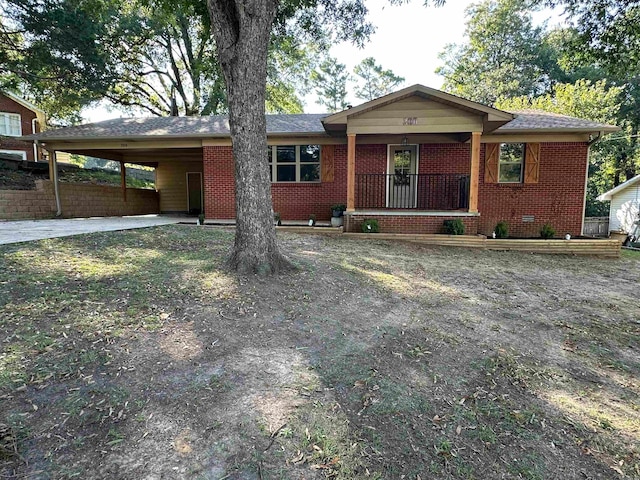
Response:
0,215,184,245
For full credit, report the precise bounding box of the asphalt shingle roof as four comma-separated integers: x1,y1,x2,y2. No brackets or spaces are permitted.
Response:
26,114,328,140
497,110,617,131
24,110,617,141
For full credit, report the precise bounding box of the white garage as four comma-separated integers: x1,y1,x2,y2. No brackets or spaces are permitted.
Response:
598,174,640,234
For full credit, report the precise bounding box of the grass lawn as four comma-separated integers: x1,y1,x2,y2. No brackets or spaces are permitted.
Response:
1,226,639,479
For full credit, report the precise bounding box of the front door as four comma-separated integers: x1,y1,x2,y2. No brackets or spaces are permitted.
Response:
387,145,418,208
187,172,203,215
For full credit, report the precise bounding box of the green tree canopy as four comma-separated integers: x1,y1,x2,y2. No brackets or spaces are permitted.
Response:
353,57,404,101
0,0,363,122
311,59,350,112
436,0,547,105
543,0,640,79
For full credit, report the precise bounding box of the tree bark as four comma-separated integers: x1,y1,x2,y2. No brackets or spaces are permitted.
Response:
207,0,292,274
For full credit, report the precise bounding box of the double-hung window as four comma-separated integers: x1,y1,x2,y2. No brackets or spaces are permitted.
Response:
0,112,21,137
498,143,524,183
268,145,320,182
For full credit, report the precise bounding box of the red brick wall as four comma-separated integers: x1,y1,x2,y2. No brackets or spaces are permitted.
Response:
0,94,37,161
478,142,588,238
202,141,588,237
419,144,470,174
346,214,478,234
203,145,350,221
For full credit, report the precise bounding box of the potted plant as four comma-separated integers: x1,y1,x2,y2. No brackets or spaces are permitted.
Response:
331,203,346,227
331,203,346,217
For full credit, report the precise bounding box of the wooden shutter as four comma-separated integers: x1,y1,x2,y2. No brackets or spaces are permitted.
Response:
484,143,499,183
321,145,335,182
524,143,540,184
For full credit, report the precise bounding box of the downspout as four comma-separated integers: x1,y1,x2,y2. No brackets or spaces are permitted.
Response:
50,150,62,217
32,119,39,161
582,131,604,235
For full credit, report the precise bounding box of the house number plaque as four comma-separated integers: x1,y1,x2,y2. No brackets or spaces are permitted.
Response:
403,117,418,125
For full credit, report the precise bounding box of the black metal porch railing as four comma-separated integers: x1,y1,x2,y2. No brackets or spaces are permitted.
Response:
356,173,470,210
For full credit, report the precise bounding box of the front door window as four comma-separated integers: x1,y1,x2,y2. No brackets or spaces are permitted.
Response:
388,145,417,208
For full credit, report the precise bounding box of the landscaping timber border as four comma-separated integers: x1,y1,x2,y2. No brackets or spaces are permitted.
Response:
341,233,621,257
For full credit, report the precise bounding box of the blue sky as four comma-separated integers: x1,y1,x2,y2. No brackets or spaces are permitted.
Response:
83,0,564,121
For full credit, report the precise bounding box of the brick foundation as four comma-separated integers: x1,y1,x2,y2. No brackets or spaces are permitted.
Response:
345,214,479,234
0,180,159,220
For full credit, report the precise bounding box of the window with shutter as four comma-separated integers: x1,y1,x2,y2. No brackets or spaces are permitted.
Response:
484,143,499,183
321,144,335,182
524,143,540,184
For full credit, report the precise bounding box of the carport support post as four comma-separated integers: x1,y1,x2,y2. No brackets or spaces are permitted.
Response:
120,161,127,202
469,132,481,213
50,150,62,216
347,133,356,212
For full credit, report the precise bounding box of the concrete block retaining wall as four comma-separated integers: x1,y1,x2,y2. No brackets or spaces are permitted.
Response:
0,180,159,220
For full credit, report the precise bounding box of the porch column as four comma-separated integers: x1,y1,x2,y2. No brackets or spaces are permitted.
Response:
346,133,356,212
50,150,62,216
469,132,481,213
120,161,127,202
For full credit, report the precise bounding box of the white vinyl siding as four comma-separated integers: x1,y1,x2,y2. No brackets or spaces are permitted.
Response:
0,112,22,136
608,184,640,233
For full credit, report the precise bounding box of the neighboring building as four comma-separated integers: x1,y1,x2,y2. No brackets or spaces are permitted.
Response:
598,175,640,234
0,91,46,161
24,84,619,237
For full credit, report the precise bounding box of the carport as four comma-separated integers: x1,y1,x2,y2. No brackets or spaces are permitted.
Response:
23,117,222,217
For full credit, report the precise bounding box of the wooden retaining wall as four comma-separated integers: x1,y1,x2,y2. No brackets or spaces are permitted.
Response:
341,233,621,257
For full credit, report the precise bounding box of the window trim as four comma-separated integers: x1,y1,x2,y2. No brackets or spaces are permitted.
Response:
0,112,22,137
269,145,321,183
498,142,524,184
0,149,27,160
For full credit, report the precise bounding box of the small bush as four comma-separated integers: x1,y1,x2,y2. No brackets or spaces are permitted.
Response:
273,212,281,226
540,223,555,239
495,221,508,239
443,218,465,235
362,219,379,233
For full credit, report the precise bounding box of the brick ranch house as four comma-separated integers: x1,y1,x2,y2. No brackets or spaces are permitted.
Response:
24,85,619,236
1,91,46,161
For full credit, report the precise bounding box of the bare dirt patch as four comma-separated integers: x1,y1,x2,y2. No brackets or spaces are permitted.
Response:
1,226,638,479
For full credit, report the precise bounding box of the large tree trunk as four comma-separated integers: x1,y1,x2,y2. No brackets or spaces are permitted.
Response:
207,0,291,274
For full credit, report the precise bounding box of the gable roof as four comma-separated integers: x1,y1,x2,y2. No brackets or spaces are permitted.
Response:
2,91,47,129
322,84,515,126
597,174,640,201
2,91,45,115
23,110,618,142
22,85,620,143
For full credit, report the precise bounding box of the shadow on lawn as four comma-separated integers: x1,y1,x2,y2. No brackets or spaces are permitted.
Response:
1,227,638,479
